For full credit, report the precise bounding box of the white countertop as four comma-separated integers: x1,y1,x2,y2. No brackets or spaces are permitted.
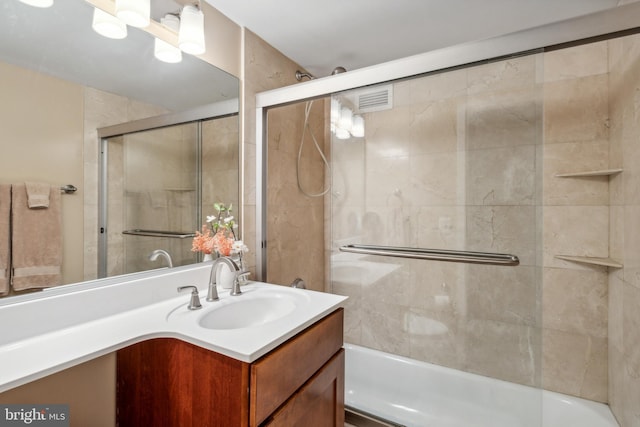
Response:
0,264,347,393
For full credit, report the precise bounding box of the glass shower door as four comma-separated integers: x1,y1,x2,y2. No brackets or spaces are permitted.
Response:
329,53,543,426
103,122,199,277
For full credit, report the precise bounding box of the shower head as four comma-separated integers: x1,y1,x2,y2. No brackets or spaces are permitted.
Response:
331,66,347,75
295,66,347,81
295,70,315,81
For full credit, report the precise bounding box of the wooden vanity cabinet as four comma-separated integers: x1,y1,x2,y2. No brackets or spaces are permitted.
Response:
116,308,344,427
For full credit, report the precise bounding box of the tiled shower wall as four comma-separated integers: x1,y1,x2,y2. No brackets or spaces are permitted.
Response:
330,38,633,405
242,29,327,292
541,42,610,402
609,32,640,427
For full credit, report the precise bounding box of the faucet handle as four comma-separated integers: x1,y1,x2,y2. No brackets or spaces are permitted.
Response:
177,285,202,310
229,273,245,296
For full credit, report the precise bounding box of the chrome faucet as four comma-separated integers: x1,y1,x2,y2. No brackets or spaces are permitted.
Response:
149,249,173,268
207,256,240,301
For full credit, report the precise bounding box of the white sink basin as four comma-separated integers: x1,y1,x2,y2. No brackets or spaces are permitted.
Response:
163,281,348,362
167,284,313,332
199,294,298,330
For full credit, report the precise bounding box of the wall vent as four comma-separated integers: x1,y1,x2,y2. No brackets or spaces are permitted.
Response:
355,84,393,113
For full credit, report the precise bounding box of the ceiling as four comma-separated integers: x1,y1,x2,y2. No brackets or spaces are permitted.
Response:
205,0,625,77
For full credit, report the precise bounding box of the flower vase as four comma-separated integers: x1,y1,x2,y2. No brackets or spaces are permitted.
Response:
203,253,213,262
216,258,237,289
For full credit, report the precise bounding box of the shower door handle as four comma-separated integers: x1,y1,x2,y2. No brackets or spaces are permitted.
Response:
339,244,519,266
123,229,196,239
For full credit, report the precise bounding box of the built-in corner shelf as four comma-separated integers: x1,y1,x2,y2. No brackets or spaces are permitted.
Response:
555,255,623,268
553,168,623,269
554,168,623,178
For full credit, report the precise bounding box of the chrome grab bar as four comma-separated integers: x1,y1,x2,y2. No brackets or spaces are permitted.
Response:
339,244,519,266
123,229,196,239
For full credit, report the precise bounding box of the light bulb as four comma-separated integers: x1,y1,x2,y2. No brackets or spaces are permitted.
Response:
154,15,182,63
179,5,206,55
92,8,127,40
351,115,365,137
115,0,150,28
338,107,353,132
335,128,351,140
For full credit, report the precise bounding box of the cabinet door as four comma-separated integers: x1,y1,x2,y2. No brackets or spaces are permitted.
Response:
117,338,250,427
250,309,343,425
263,349,344,427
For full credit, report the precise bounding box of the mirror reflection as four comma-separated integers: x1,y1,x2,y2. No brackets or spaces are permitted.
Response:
0,0,240,299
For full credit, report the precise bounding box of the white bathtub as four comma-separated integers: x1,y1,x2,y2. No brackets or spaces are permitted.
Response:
345,344,619,427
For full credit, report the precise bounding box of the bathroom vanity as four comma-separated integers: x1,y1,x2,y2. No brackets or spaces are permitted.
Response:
116,308,344,426
0,264,347,426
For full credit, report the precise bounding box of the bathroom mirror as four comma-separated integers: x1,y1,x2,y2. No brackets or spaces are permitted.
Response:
0,0,240,300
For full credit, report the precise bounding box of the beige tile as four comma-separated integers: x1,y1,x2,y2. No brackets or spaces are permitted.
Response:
408,98,459,155
409,258,465,311
623,205,640,288
360,300,411,357
623,283,640,378
543,329,607,401
467,55,537,95
543,140,610,206
362,258,412,307
466,206,537,266
622,136,640,206
543,74,609,144
243,142,256,205
465,145,536,206
330,280,363,345
354,206,417,248
409,151,460,206
362,105,413,158
543,206,609,269
408,307,465,370
621,374,640,426
467,265,539,326
543,41,608,82
543,267,608,338
609,346,625,424
580,335,608,403
466,89,539,151
465,319,540,387
610,205,625,264
394,68,467,106
365,155,411,207
609,272,625,352
266,203,324,289
416,206,465,250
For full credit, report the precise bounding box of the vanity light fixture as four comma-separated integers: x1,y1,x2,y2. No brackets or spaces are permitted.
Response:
331,99,365,139
18,0,53,7
179,4,206,55
92,8,127,40
154,14,182,63
115,0,150,28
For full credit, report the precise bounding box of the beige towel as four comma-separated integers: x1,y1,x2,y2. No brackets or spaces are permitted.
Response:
11,184,62,291
0,185,10,296
25,181,50,208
